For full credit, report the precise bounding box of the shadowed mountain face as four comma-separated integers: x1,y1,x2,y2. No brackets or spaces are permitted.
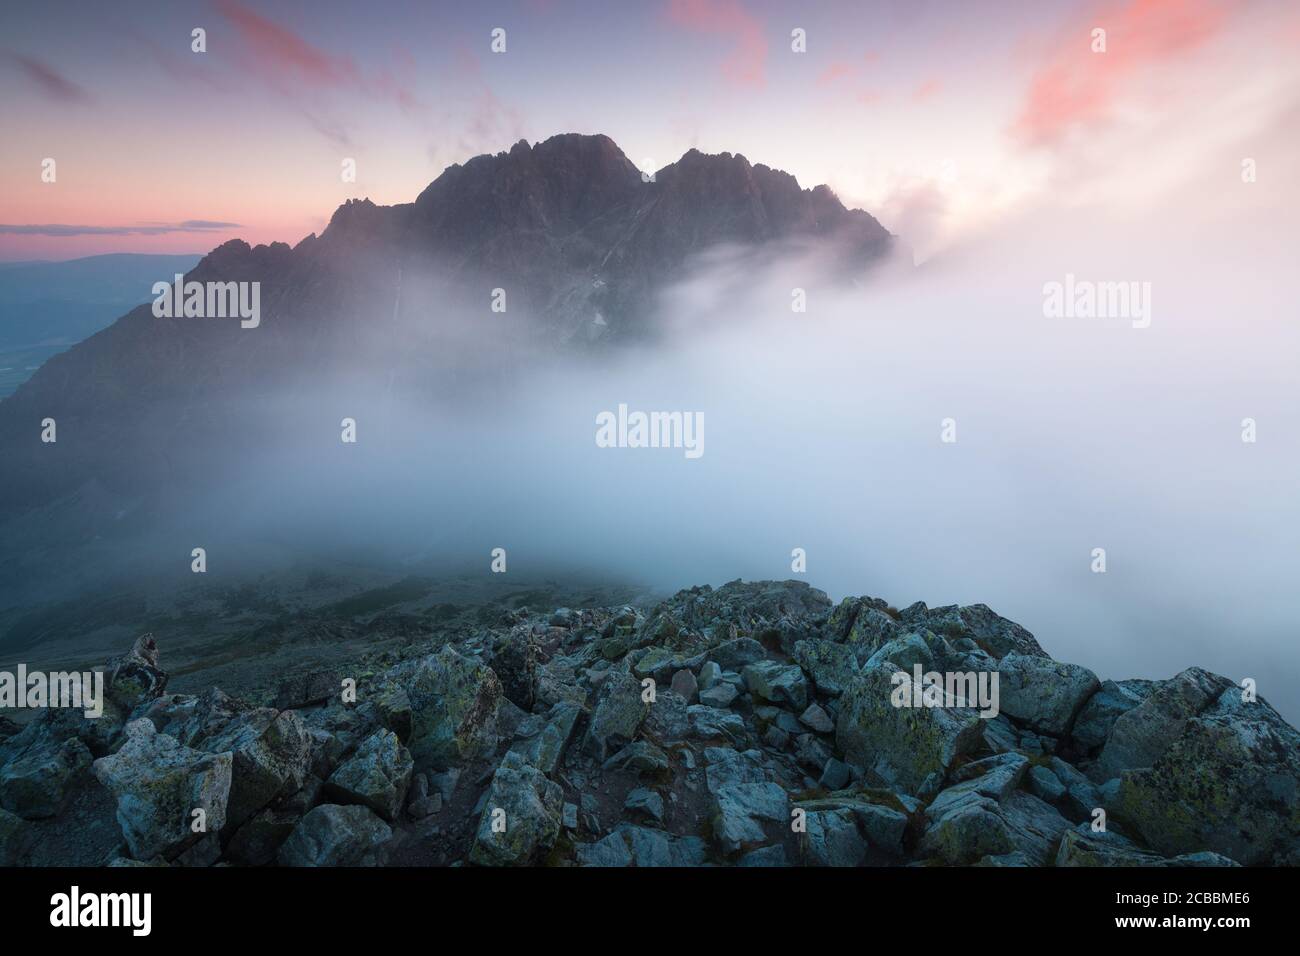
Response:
0,134,891,516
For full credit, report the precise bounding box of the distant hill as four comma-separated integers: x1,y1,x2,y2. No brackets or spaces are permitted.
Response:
0,253,202,397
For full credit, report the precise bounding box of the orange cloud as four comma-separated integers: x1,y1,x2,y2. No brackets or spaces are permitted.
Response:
1011,0,1230,147
666,0,768,88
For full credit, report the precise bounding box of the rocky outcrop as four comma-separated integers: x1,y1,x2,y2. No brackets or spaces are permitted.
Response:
7,580,1295,867
92,719,232,862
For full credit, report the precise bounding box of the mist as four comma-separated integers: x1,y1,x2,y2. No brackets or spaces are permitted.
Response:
61,164,1281,721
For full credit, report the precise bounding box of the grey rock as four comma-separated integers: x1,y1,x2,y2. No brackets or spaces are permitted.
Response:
325,728,413,822
737,844,788,866
819,758,851,791
698,661,722,691
1092,667,1232,781
698,683,737,708
1055,824,1239,867
405,644,503,772
92,719,232,862
584,672,649,761
704,747,773,794
742,660,809,711
800,807,866,866
624,787,665,824
864,633,934,672
602,740,670,776
669,669,699,704
468,752,564,866
509,700,581,775
105,634,167,710
707,638,766,671
835,662,983,793
1071,679,1155,753
1114,687,1300,865
278,803,391,866
799,703,835,734
712,782,789,854
687,705,747,744
0,724,92,819
994,652,1100,737
792,640,861,698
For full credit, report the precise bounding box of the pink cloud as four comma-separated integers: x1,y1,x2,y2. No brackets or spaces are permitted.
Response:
215,0,359,87
817,61,854,86
1011,0,1229,148
913,78,943,101
666,0,768,88
5,53,92,104
215,0,424,111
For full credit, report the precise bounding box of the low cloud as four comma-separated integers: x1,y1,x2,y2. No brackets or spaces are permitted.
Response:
0,221,242,237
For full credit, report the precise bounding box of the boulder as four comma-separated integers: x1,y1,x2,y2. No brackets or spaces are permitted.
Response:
278,803,392,866
711,781,789,854
699,683,738,709
509,700,581,775
273,670,339,711
202,708,313,830
800,807,867,866
799,703,835,734
325,728,413,822
225,807,300,866
706,638,766,671
1071,679,1154,753
742,660,809,711
92,719,232,861
792,639,859,697
1055,825,1239,867
835,663,984,792
584,671,649,761
1113,689,1300,865
105,634,167,710
1091,667,1233,781
625,787,665,825
669,669,699,704
864,633,934,672
469,752,564,866
405,645,502,771
995,653,1100,737
0,723,92,819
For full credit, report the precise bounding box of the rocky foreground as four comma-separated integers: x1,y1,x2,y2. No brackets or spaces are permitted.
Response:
1,580,1296,867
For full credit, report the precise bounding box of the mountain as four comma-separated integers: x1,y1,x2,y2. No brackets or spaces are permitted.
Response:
0,134,892,517
0,253,202,398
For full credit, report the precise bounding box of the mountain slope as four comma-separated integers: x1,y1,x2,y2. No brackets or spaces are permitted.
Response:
0,134,892,515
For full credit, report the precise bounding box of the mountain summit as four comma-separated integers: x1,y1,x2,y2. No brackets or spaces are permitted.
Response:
0,134,892,515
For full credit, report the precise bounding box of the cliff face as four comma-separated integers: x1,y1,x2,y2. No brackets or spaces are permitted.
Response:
2,580,1294,867
0,134,892,515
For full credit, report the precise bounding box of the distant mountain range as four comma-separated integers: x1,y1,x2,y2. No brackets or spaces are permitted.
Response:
0,254,202,398
0,134,893,516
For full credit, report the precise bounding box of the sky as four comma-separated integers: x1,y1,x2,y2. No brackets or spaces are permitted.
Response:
2,0,1297,261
